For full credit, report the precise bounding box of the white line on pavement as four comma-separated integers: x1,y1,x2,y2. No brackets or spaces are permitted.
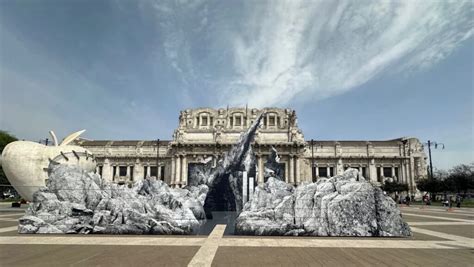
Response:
402,212,473,222
188,224,226,267
410,227,473,248
0,226,17,233
408,221,474,226
0,213,24,218
0,235,206,246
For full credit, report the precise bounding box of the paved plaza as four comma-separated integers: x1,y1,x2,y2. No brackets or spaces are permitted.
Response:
0,204,472,266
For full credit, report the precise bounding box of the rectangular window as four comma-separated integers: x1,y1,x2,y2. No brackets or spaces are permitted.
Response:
235,116,241,126
98,166,103,177
318,167,328,178
395,167,399,178
160,166,165,180
119,166,127,177
210,117,213,126
383,167,392,177
201,116,208,126
269,116,275,126
150,166,158,177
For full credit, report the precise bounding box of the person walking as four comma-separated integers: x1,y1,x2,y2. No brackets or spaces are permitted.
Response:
456,195,462,208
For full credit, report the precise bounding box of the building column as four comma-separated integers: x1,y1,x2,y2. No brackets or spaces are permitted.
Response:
243,171,248,205
157,164,162,180
171,156,176,186
327,166,331,178
391,166,395,178
126,165,131,178
289,156,294,184
379,165,384,179
147,166,151,178
176,155,181,186
315,165,319,177
295,157,300,184
134,160,142,181
102,158,111,181
369,159,376,182
257,155,264,184
181,156,187,185
284,160,289,183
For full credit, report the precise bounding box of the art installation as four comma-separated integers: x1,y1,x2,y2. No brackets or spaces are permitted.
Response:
1,130,96,201
12,115,410,236
235,169,411,236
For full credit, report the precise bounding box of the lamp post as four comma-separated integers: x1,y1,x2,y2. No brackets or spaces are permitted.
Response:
311,139,315,181
424,140,445,179
156,138,160,180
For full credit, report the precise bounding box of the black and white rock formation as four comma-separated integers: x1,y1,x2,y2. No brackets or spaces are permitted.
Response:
19,112,410,237
235,169,411,237
19,164,208,234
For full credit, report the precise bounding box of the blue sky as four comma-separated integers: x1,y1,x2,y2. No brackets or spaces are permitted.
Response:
0,0,472,170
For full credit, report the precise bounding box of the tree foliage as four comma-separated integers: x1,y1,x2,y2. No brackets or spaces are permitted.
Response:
0,130,18,196
417,163,474,195
382,180,409,193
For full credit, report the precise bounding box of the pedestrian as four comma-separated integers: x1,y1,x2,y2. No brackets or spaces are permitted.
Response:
405,195,411,206
456,195,462,208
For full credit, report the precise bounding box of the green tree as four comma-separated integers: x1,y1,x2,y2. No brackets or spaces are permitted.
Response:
0,130,18,197
382,180,409,193
446,163,474,195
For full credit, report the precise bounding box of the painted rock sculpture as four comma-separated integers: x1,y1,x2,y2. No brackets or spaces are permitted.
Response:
0,130,96,201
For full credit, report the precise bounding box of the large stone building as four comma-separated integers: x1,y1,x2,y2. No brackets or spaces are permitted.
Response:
75,108,428,193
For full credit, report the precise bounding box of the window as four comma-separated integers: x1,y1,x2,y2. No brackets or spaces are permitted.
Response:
201,116,208,126
394,167,399,178
383,167,392,177
210,117,213,126
150,166,158,177
329,167,334,177
318,167,328,177
362,167,367,178
119,166,127,177
160,166,165,180
235,116,242,126
269,116,275,126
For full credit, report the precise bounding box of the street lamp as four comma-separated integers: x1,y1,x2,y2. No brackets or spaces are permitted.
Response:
424,140,445,179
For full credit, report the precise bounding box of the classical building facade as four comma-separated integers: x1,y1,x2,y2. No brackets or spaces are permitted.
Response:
75,108,428,193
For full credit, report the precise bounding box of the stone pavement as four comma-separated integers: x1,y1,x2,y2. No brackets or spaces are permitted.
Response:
0,205,472,266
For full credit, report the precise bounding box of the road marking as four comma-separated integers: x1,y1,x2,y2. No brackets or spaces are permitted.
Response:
402,212,473,222
403,207,474,216
408,221,474,226
188,224,226,267
0,218,18,222
0,213,24,218
218,238,471,249
0,226,17,233
0,236,206,246
410,227,473,247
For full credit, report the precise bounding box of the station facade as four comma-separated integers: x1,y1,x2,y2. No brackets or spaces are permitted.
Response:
75,108,428,193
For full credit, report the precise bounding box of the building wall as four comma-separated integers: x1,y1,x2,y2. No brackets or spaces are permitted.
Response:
75,108,428,194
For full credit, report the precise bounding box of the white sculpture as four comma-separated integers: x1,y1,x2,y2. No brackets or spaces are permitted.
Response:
0,130,96,201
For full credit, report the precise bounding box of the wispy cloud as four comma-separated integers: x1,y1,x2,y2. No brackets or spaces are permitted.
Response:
220,0,473,107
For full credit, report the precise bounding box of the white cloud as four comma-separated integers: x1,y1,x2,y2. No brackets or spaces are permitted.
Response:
220,0,473,107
